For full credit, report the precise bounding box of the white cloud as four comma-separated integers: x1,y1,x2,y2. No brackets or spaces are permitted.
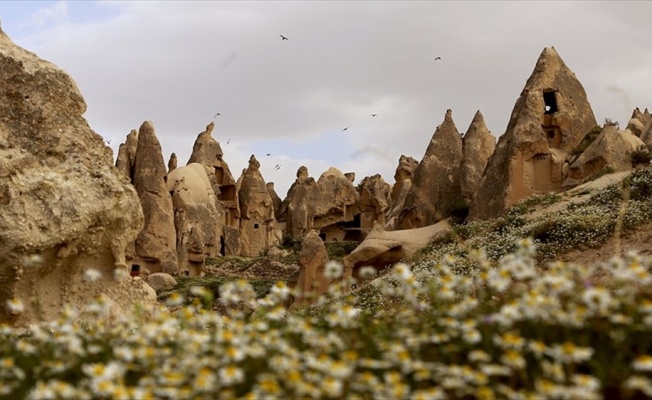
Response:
30,0,69,26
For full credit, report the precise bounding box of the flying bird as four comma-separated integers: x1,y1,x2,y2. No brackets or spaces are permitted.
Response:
371,114,377,117
280,34,289,41
226,138,231,145
213,112,222,118
266,153,271,156
342,127,349,132
274,164,281,170
434,57,442,61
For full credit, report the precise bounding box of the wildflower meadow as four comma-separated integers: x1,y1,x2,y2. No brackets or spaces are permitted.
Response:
2,168,652,399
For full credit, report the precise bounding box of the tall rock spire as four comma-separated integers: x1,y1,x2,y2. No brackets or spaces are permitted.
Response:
469,47,597,221
397,109,464,229
460,110,496,202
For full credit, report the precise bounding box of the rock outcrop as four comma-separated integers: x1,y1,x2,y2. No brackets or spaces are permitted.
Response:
266,182,282,220
460,111,496,202
397,109,464,229
237,155,278,256
565,125,645,185
279,166,321,239
0,27,152,326
469,47,597,221
313,167,360,240
289,231,330,308
167,163,222,275
132,121,178,275
385,155,419,230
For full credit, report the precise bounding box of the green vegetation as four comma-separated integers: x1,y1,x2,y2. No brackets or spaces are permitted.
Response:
572,125,603,155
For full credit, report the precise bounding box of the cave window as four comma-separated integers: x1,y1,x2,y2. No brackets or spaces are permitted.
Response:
254,223,259,229
544,91,558,114
130,264,140,277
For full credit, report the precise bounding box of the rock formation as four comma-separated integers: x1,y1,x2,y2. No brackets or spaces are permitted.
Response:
168,152,178,173
115,129,138,180
0,26,152,326
266,182,282,220
313,167,360,241
357,174,391,237
237,155,279,256
341,219,451,287
167,163,222,275
385,155,419,230
187,122,239,228
469,47,597,221
289,231,330,308
397,109,464,229
565,124,645,186
132,121,178,275
279,166,320,239
460,111,496,202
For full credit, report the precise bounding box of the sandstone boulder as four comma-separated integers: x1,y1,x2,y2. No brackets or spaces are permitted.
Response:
168,152,178,173
397,109,463,229
266,182,282,220
147,272,177,293
469,47,597,221
313,167,360,236
279,166,321,239
115,129,138,180
132,121,178,275
342,219,451,286
565,125,645,186
0,27,151,326
357,174,391,235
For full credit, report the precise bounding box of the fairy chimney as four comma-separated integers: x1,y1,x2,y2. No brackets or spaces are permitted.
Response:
289,230,330,309
279,166,320,239
237,155,278,256
167,163,223,275
385,155,419,230
397,109,464,229
132,121,178,275
357,174,391,235
469,47,597,221
187,122,239,228
314,167,360,242
115,129,138,180
168,152,178,173
267,182,283,220
460,111,496,201
0,27,152,326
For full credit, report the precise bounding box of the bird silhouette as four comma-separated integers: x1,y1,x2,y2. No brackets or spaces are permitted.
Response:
274,164,281,170
226,138,231,145
434,57,442,61
266,153,271,156
213,112,222,118
342,127,349,132
280,34,289,41
371,114,377,117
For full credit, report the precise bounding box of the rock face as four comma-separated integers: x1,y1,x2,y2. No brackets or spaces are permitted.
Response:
397,110,464,229
187,122,239,228
565,125,645,185
385,155,419,230
469,47,597,221
357,174,391,236
237,155,278,256
290,231,330,308
0,27,151,326
147,272,177,293
460,111,496,202
132,121,178,275
167,163,222,275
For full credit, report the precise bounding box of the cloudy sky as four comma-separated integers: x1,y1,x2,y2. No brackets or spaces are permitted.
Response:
2,1,651,195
